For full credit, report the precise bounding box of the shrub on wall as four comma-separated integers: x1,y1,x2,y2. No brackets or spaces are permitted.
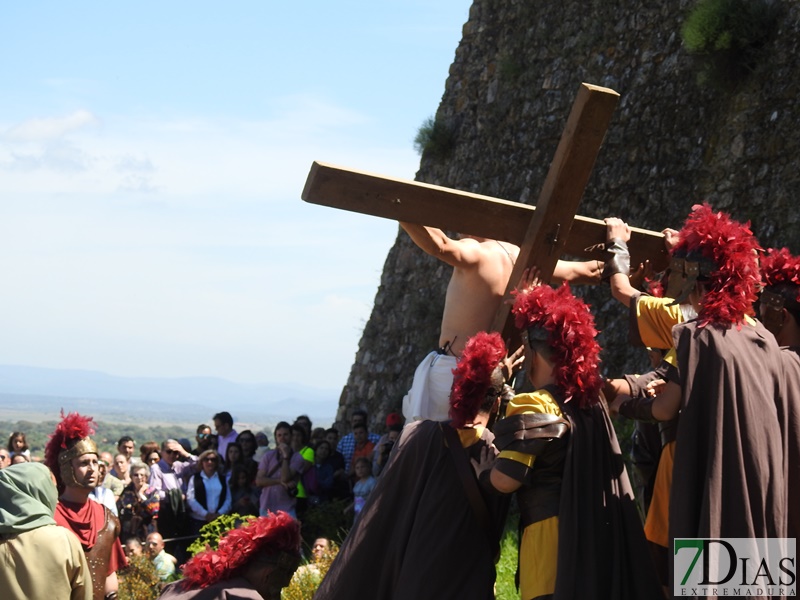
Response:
681,0,780,87
414,115,456,160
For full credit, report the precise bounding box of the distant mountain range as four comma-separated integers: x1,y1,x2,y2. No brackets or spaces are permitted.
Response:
0,365,339,426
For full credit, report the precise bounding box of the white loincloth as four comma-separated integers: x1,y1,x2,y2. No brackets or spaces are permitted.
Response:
402,351,457,422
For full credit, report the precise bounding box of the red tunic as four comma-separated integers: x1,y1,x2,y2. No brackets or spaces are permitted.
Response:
55,498,127,576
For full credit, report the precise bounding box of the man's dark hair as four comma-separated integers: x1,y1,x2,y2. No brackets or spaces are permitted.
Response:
213,412,234,427
236,429,255,443
274,421,292,435
528,338,554,363
351,409,368,431
196,423,210,434
291,424,309,445
117,435,134,446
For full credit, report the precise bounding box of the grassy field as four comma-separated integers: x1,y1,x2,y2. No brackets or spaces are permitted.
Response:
496,509,521,599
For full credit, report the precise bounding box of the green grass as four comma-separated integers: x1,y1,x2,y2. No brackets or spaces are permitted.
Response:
495,509,521,599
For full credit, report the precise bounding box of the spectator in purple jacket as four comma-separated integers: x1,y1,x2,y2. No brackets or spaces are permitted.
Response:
255,422,304,519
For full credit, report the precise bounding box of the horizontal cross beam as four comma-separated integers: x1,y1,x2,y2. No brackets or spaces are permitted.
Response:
302,161,668,270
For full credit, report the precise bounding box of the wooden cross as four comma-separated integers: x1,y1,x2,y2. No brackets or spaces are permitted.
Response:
301,83,668,339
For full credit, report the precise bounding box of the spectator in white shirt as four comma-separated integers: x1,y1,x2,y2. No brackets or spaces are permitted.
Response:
187,449,231,535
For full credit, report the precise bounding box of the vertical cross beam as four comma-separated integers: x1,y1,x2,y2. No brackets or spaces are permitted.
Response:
491,83,620,337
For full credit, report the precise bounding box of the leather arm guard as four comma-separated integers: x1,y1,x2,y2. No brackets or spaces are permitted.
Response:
601,237,631,281
493,413,570,452
491,413,570,483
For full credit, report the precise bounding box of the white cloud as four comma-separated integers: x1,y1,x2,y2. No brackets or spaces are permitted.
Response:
116,155,155,173
118,173,159,193
0,96,414,384
3,109,98,142
4,139,92,172
0,97,420,200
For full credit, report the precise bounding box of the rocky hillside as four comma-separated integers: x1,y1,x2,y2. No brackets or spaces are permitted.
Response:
335,0,800,432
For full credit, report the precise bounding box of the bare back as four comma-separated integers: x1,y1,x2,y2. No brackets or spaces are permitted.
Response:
439,239,517,356
399,222,599,358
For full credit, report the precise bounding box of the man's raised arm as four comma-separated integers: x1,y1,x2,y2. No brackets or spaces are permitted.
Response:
552,260,603,285
399,222,482,268
602,217,637,307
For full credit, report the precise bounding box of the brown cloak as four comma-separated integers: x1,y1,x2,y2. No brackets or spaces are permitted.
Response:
313,419,509,600
553,393,664,600
778,346,800,540
159,577,263,599
667,321,787,555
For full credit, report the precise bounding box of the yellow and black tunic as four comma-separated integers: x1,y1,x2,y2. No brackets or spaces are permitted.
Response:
493,388,569,600
492,385,664,600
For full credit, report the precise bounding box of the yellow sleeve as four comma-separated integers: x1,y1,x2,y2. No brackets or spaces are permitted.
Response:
505,389,563,418
635,295,684,349
663,348,677,368
500,389,563,467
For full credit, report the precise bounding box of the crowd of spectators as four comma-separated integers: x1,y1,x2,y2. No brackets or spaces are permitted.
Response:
252,410,403,527
0,406,401,582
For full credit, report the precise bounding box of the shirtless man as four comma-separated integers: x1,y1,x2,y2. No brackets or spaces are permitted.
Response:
400,222,602,422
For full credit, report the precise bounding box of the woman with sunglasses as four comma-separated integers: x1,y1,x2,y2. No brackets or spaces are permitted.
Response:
186,449,231,535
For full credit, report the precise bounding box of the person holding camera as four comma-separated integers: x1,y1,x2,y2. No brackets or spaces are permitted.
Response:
255,422,304,519
372,415,403,477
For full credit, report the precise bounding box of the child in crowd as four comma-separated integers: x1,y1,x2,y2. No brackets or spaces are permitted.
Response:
229,463,259,516
344,457,376,521
224,442,245,477
7,431,30,459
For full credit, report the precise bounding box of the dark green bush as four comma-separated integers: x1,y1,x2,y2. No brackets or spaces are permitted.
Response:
681,0,780,87
299,498,351,548
498,55,524,82
414,116,456,160
187,513,255,557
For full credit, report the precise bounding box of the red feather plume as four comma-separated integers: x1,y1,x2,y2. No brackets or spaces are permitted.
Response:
761,247,800,302
449,332,506,428
672,203,761,327
181,511,301,589
44,410,96,479
511,283,603,407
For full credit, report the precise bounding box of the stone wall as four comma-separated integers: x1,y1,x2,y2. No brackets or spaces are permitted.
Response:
335,0,800,433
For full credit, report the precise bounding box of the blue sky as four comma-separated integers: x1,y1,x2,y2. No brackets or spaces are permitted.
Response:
0,1,470,388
